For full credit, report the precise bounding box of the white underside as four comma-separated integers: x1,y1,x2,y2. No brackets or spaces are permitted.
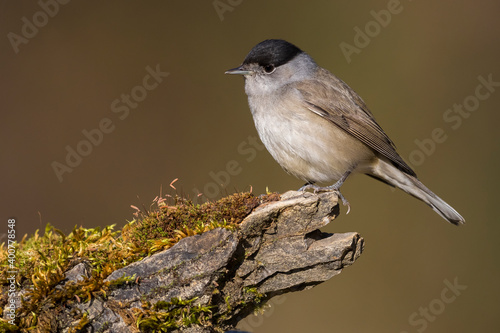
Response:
249,93,374,184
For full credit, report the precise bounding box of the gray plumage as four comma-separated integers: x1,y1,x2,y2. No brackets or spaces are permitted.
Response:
226,39,465,225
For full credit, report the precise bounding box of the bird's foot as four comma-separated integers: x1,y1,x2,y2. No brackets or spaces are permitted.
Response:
298,183,351,214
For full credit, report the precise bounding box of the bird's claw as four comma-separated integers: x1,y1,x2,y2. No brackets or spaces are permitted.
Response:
298,184,351,214
336,191,351,214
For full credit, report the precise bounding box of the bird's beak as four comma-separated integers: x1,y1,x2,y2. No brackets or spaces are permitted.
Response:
225,66,252,75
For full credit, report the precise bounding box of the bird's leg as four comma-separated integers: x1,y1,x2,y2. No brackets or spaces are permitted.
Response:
298,171,352,214
324,171,351,214
298,181,315,191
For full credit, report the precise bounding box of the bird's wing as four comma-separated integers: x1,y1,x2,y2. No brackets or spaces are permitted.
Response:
293,70,416,177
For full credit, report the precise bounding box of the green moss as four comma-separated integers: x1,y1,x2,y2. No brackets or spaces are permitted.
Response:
134,297,213,331
0,191,280,331
243,286,266,313
0,319,19,332
122,192,262,251
108,273,138,289
68,312,90,333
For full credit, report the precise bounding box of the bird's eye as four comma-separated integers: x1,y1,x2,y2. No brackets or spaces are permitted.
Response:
263,65,275,73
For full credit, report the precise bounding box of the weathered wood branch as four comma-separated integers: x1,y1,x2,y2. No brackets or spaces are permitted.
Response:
31,191,364,332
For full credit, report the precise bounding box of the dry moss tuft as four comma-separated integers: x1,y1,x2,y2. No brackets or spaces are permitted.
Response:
122,192,263,250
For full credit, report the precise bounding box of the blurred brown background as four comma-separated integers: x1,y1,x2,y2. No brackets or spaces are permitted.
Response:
1,1,499,332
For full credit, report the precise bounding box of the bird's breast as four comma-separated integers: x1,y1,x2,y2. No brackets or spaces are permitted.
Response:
248,94,374,184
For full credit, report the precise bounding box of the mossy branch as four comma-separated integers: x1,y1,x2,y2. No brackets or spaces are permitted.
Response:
0,191,363,332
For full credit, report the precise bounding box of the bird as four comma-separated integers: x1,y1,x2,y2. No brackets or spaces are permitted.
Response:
225,39,465,225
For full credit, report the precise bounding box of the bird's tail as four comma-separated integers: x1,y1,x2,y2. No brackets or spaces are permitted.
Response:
368,158,465,225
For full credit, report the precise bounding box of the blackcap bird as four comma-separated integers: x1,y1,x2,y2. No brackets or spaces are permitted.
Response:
225,39,464,225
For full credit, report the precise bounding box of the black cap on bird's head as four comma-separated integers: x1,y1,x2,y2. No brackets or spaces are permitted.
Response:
242,39,303,67
226,39,304,75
